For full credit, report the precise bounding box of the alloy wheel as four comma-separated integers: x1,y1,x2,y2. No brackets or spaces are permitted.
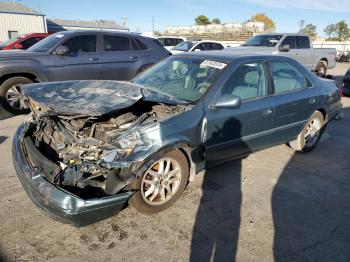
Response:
141,158,182,206
304,118,322,147
5,85,27,111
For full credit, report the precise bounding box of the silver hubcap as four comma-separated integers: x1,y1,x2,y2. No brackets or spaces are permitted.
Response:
141,158,181,206
6,85,26,110
304,118,322,147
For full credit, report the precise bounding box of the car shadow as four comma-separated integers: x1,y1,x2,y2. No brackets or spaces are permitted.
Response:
0,136,7,144
190,118,247,262
272,107,350,261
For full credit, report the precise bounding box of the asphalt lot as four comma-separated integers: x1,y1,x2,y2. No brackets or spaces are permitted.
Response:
0,63,349,262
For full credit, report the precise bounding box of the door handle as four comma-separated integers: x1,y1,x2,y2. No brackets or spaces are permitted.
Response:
263,108,273,116
129,56,138,59
89,57,99,61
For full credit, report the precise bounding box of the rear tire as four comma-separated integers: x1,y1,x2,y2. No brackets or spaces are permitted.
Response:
316,62,327,78
130,149,189,214
289,111,325,152
0,76,33,114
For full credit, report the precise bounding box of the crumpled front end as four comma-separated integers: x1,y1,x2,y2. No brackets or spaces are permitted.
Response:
24,99,186,196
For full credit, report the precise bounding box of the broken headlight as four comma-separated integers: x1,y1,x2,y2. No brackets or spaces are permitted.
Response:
103,124,161,162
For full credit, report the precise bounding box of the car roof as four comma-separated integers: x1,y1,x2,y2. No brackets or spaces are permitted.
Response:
172,50,296,63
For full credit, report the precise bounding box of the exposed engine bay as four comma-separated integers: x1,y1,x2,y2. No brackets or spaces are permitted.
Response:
25,99,187,196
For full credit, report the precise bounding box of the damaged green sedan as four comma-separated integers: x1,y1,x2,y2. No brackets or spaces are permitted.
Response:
12,52,342,226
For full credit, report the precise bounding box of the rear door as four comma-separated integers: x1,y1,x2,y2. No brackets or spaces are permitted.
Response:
48,34,101,80
269,59,318,145
295,36,314,69
205,61,275,164
100,34,138,80
279,36,299,61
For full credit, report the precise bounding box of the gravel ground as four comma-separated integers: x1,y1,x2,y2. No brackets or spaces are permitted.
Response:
0,63,349,262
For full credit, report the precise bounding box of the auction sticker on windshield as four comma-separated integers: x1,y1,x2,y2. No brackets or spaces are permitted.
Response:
201,60,227,70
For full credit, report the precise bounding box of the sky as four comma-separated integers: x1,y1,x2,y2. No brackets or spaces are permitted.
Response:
18,0,350,36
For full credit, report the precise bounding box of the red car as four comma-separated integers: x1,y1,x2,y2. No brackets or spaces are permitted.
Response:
0,33,49,50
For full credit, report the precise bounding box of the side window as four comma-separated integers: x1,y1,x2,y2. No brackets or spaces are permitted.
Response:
295,36,311,49
281,36,296,49
104,35,131,51
175,39,183,45
221,62,267,100
19,37,38,49
63,35,97,53
271,61,310,94
131,38,148,50
196,43,206,51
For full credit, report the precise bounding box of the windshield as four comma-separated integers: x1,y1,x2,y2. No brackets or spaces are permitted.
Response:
28,32,65,52
242,35,283,47
132,57,227,102
173,41,194,51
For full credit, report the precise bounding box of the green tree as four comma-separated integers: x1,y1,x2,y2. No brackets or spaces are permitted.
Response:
211,18,221,24
335,20,350,41
251,13,276,31
302,24,317,38
324,24,337,39
195,15,210,25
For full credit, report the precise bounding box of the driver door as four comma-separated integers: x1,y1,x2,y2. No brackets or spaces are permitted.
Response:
48,34,101,81
205,61,275,164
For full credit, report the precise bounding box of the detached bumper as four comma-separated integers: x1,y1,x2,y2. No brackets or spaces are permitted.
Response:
12,123,133,226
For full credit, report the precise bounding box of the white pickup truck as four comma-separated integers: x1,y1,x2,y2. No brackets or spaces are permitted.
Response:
229,33,336,77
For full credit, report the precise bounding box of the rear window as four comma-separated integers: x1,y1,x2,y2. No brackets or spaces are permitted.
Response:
295,36,310,49
131,38,148,50
104,35,131,51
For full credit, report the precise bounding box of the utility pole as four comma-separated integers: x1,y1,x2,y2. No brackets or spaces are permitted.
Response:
152,16,155,36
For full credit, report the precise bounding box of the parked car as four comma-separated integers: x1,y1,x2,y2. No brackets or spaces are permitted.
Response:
170,40,224,54
0,30,170,114
157,36,185,50
228,33,336,77
0,33,49,51
13,52,342,226
342,67,350,96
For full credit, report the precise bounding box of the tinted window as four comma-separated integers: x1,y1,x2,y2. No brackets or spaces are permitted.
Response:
104,35,130,51
20,37,41,49
222,62,267,100
64,35,96,53
208,43,224,50
271,61,309,94
131,38,148,50
295,36,311,49
242,35,283,47
281,36,296,49
175,38,184,45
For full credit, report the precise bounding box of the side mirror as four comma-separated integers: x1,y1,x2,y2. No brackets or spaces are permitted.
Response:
14,43,23,49
55,45,69,55
211,94,241,109
193,48,201,52
279,44,290,52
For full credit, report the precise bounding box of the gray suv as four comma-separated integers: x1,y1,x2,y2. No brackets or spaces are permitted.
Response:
0,30,170,114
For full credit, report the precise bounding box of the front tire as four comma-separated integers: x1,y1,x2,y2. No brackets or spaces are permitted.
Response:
130,149,189,214
0,76,33,114
289,111,325,152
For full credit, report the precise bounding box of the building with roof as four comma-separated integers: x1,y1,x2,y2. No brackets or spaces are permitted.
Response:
46,19,128,33
0,2,46,43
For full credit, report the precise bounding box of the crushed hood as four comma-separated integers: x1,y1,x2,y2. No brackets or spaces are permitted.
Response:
22,80,186,117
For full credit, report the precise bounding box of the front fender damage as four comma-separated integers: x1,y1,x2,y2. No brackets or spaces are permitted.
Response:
23,98,191,198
